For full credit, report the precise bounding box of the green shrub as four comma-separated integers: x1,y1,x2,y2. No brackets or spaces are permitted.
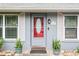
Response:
52,39,61,51
15,38,22,48
0,37,4,48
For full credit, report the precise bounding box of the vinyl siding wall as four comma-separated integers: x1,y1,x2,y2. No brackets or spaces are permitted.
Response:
2,12,79,51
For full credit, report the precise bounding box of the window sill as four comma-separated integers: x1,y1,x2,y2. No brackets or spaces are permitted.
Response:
65,39,77,40
4,38,16,42
4,38,24,42
62,39,79,43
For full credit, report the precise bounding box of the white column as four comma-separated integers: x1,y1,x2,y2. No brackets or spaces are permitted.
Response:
57,12,64,41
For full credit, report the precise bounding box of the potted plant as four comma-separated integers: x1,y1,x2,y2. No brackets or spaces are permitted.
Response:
52,39,61,55
0,37,4,51
15,38,22,53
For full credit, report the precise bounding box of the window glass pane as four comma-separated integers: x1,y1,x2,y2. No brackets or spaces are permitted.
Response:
65,16,77,28
5,28,17,38
65,28,77,39
5,15,18,26
0,16,3,26
0,28,2,37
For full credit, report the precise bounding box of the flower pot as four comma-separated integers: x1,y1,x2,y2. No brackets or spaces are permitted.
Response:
16,48,22,53
53,50,60,55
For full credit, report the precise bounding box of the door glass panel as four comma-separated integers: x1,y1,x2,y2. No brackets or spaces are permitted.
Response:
36,18,41,33
34,17,44,37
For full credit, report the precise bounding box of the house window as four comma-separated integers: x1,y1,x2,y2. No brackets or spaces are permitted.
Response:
5,15,18,38
65,16,77,39
0,16,3,37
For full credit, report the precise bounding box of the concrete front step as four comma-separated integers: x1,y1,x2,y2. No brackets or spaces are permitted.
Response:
30,46,47,54
30,50,47,53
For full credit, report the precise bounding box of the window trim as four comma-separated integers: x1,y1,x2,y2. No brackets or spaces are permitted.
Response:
2,14,19,41
63,14,79,41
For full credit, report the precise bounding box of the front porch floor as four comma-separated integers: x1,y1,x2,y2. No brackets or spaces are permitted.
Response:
0,49,79,56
